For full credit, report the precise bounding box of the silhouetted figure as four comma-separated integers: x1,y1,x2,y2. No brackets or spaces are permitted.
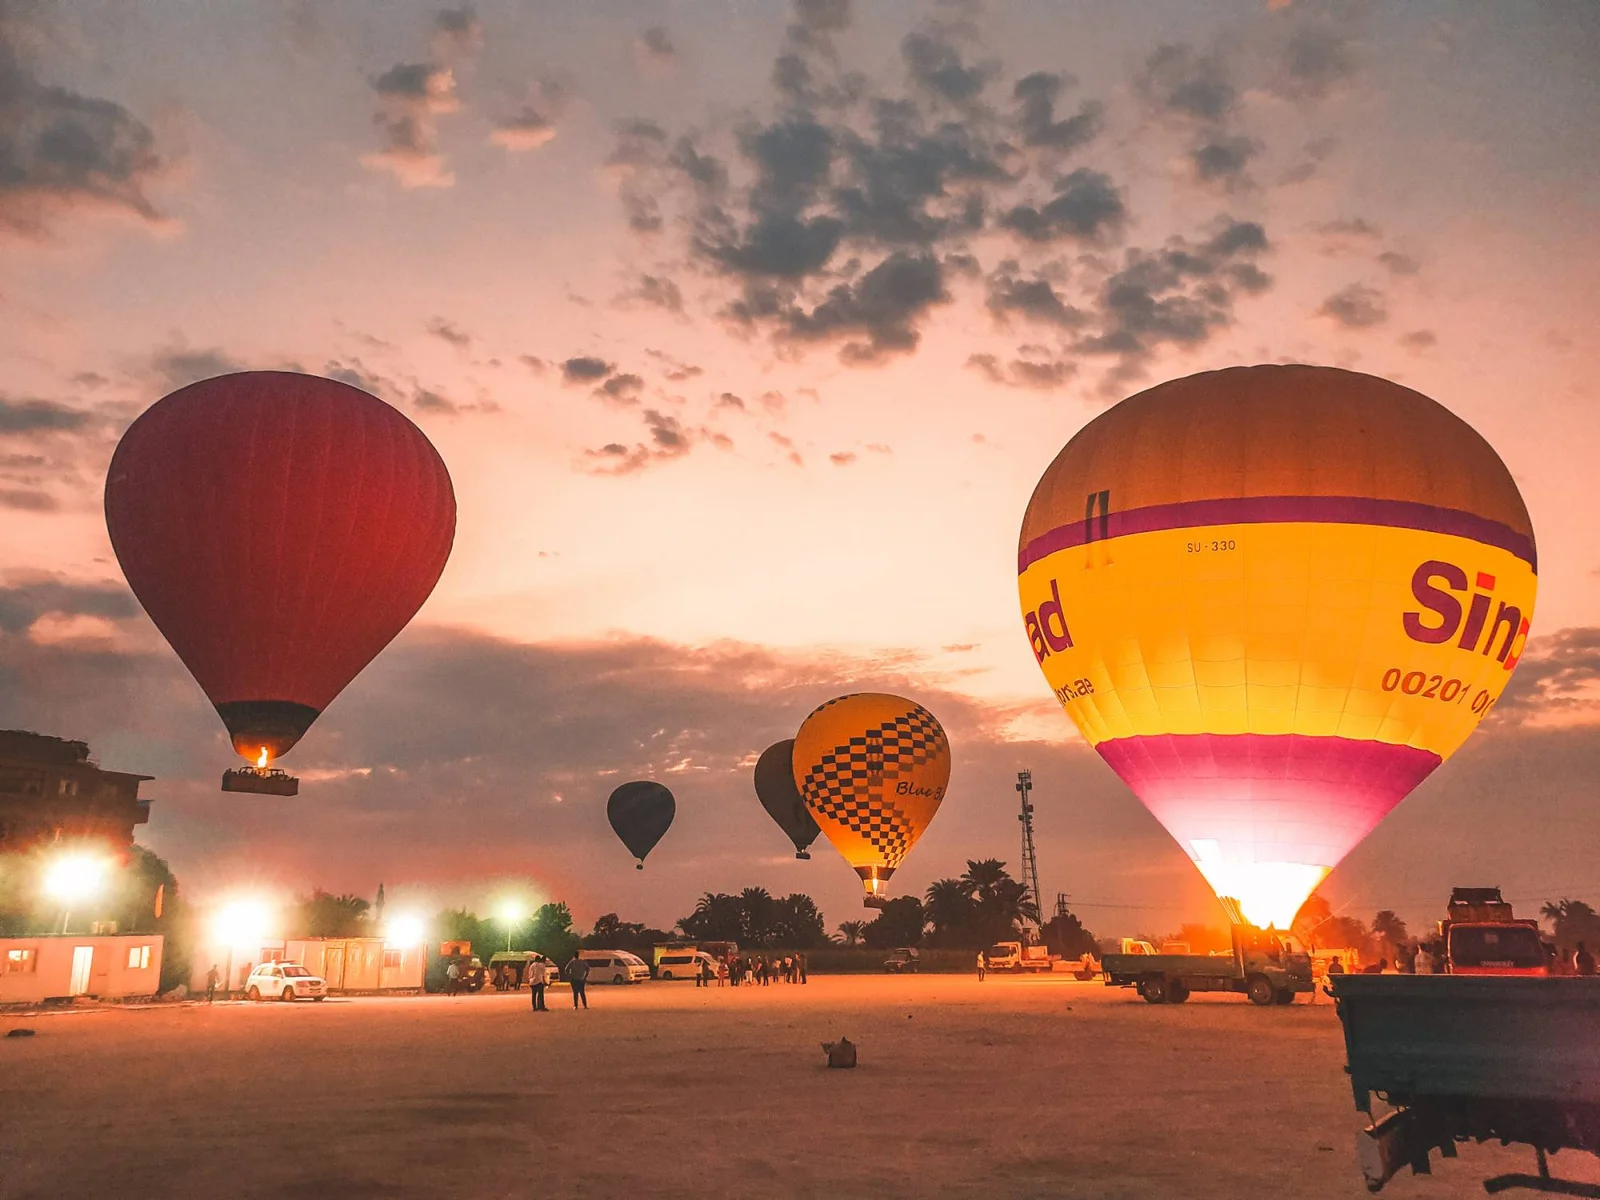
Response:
568,955,590,1008
528,957,548,1011
977,951,986,982
205,964,220,1003
1575,942,1597,976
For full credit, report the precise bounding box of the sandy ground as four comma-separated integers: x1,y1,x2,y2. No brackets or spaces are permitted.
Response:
2,975,1596,1200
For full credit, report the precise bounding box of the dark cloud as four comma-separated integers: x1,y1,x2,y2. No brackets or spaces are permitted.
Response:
1275,26,1357,101
0,6,169,238
1138,44,1236,123
999,168,1125,244
0,488,55,511
1279,135,1339,185
364,61,460,187
985,263,1085,328
828,450,856,465
966,352,1075,391
0,575,137,634
561,356,615,384
794,0,851,35
1013,72,1104,152
716,392,745,410
321,359,403,402
768,430,802,466
1378,250,1421,276
584,408,694,475
636,26,676,64
1318,282,1388,328
426,317,472,348
430,6,483,60
148,346,249,392
1400,329,1437,350
901,30,997,107
1192,134,1261,187
605,119,672,232
1074,219,1272,383
769,250,949,364
596,373,645,405
0,395,92,434
645,349,703,381
519,355,548,375
629,274,685,313
491,81,566,152
1316,216,1381,239
1494,628,1600,726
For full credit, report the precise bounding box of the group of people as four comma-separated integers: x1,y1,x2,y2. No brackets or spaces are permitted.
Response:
699,952,808,987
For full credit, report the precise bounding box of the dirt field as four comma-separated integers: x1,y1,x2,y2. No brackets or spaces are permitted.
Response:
1,975,1594,1199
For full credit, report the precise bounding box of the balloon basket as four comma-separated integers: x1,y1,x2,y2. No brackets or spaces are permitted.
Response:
221,767,299,796
863,895,888,910
795,851,810,860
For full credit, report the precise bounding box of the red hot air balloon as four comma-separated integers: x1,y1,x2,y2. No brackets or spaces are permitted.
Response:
104,372,456,781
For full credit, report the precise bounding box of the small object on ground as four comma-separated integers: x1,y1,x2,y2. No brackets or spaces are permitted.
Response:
6,1028,36,1038
822,1038,857,1068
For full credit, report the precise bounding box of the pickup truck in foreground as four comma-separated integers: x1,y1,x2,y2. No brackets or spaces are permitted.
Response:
1331,974,1600,1194
1102,924,1312,1005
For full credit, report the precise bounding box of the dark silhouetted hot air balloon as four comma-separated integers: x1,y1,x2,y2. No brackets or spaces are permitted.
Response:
104,371,456,780
607,780,675,868
754,739,819,859
792,693,951,907
1018,365,1536,928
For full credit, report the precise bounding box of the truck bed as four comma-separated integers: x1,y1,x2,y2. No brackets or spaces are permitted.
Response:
1332,975,1600,1108
1102,953,1239,980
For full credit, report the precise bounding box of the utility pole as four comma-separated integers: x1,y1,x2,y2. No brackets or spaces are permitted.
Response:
1016,770,1044,942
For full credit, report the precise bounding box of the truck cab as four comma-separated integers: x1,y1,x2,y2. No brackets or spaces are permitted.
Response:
1436,887,1549,977
986,941,1056,973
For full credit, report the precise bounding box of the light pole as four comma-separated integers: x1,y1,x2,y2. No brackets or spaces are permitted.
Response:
497,901,526,953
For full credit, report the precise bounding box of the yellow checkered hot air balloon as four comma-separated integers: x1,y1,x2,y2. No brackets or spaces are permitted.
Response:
792,693,951,908
1018,365,1536,929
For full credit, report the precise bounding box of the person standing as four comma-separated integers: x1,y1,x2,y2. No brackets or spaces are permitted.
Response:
1413,944,1435,975
527,957,548,1011
1575,942,1597,976
976,950,986,981
205,964,220,1003
798,952,808,985
445,959,460,996
567,954,590,1008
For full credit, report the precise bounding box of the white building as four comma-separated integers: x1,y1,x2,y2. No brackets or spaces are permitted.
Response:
0,934,164,1004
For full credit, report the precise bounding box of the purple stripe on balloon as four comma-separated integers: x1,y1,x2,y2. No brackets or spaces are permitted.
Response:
1095,732,1442,870
1017,495,1537,574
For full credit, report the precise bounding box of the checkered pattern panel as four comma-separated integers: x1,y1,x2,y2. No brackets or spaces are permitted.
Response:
799,703,949,868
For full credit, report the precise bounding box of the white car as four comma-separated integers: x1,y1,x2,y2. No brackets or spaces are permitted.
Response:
245,962,327,1002
577,950,651,984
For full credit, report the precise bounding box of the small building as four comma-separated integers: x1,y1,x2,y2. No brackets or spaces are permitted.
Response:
191,935,424,995
0,934,164,1004
0,730,153,856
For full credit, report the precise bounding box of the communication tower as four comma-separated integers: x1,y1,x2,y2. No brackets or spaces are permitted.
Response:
1016,770,1044,939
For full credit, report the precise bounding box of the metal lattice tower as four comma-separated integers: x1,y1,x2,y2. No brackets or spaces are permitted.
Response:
1016,770,1044,938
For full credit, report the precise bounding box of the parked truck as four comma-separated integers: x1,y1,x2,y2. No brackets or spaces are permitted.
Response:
1331,973,1600,1193
1102,923,1313,1005
985,941,1058,974
1432,887,1549,976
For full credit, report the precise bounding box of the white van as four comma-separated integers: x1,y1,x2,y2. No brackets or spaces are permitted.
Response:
578,949,650,984
656,951,719,981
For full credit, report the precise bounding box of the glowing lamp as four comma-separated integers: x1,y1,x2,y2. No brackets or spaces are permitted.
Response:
42,853,109,904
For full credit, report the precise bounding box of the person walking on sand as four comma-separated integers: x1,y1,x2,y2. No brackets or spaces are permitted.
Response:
567,954,590,1009
527,956,548,1011
205,964,220,1003
977,950,986,981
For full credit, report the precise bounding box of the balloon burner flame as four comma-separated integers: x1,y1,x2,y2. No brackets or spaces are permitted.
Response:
255,747,269,770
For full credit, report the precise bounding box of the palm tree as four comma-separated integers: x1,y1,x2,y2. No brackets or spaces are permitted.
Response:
924,878,976,941
837,920,868,946
961,859,1009,903
1370,910,1409,962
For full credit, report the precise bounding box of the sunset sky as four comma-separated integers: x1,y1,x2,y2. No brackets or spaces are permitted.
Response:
2,0,1597,938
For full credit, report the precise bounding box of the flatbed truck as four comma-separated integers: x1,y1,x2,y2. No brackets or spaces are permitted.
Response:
1102,923,1313,1005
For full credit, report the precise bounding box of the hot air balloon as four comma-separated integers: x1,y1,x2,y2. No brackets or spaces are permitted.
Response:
755,739,820,859
792,693,951,907
104,371,456,788
1017,364,1536,929
607,780,675,868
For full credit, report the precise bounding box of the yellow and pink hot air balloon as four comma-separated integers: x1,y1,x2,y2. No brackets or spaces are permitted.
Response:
1018,365,1536,928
